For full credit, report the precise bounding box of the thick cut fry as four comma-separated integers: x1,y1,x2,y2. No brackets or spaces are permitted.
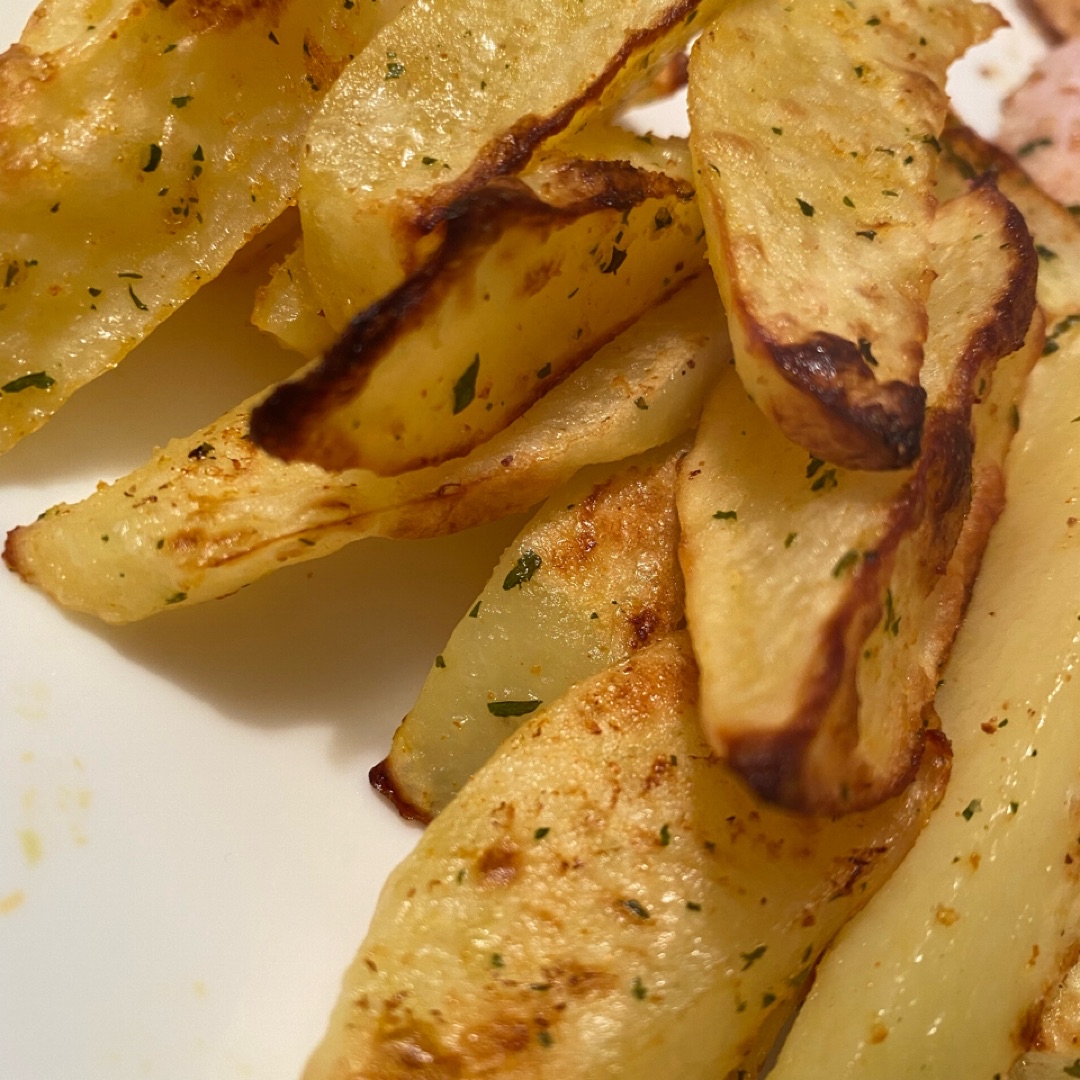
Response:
250,142,706,475
767,176,1080,1080
3,279,723,623
299,0,721,329
373,446,686,822
688,0,1001,469
0,0,404,454
303,635,949,1080
677,184,1037,812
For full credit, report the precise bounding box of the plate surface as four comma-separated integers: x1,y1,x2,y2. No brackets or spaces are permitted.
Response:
0,4,1049,1078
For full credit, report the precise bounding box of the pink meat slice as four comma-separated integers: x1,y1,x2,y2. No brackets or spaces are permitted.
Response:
999,37,1080,207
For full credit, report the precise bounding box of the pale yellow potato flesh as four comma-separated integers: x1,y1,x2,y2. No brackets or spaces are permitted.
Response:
299,0,722,329
4,278,723,623
0,0,404,454
251,242,337,359
303,634,949,1080
766,159,1080,1080
688,0,1001,469
250,140,706,475
376,445,686,821
677,185,1037,812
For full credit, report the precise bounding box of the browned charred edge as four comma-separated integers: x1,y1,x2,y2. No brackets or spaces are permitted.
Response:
369,758,432,825
407,0,705,238
250,163,694,467
953,176,1039,399
764,328,927,470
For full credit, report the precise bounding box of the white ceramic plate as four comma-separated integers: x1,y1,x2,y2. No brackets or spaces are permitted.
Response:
0,5,1051,1078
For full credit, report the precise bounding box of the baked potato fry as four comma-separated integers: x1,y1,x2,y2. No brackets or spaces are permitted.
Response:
677,183,1038,812
374,445,686,822
767,172,1080,1080
250,139,705,475
688,0,1001,469
303,634,949,1080
0,0,405,454
4,279,722,623
255,125,703,359
298,0,721,330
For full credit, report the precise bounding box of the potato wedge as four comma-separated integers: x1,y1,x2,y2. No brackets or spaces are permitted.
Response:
303,634,949,1080
0,0,404,454
677,183,1037,812
254,125,702,357
766,184,1080,1080
298,0,719,330
688,0,1001,469
374,445,686,822
250,139,706,475
4,279,723,623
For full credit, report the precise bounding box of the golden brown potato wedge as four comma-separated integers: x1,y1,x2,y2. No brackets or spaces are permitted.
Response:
250,139,706,475
303,634,949,1080
373,445,686,822
298,0,720,329
0,0,404,454
688,0,1001,469
677,183,1038,812
767,178,1080,1080
4,279,723,623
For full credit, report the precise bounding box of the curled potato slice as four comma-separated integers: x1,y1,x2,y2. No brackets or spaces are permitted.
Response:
688,0,1001,469
374,444,687,822
298,0,720,329
303,634,949,1080
4,278,722,624
250,138,706,475
677,182,1038,812
0,0,404,454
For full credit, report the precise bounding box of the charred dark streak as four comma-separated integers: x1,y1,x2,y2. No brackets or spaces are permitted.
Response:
766,329,927,470
250,170,694,466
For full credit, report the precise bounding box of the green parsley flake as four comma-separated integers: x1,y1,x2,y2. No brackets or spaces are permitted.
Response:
434,654,446,669
740,945,767,970
1017,136,1053,158
632,977,648,1000
622,898,650,920
2,371,55,394
487,699,541,718
171,95,193,108
713,509,737,521
797,198,815,217
142,144,163,172
961,798,982,821
164,592,187,605
503,549,541,590
452,354,480,414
